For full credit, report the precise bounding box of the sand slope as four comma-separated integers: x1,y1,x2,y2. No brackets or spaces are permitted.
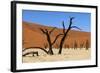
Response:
23,21,91,49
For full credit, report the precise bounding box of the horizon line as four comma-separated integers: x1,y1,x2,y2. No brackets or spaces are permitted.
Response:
23,21,91,33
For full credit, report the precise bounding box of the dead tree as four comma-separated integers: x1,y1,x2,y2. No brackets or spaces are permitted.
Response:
32,51,39,56
73,41,78,49
85,40,89,50
66,44,70,49
40,28,63,55
23,47,48,54
64,44,67,49
80,42,84,49
22,28,63,55
58,17,81,54
23,51,39,57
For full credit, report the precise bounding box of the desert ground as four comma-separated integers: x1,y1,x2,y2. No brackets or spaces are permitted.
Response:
22,48,91,63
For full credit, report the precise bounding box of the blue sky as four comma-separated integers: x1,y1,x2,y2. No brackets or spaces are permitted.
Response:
22,10,91,32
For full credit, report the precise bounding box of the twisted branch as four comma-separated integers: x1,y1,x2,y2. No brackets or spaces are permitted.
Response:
23,47,48,54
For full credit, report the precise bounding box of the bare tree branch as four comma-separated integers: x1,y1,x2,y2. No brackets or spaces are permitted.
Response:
44,29,48,33
23,47,48,54
58,17,79,54
71,26,81,30
69,17,75,28
39,28,54,55
49,27,56,35
40,28,50,36
39,28,46,34
52,34,63,45
23,51,37,56
62,21,65,34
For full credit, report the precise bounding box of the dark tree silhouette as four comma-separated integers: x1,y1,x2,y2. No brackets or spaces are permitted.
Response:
23,51,39,56
40,27,63,55
73,41,78,49
58,17,81,54
64,44,67,49
85,40,89,50
23,47,48,54
80,42,84,49
22,17,82,56
22,27,63,55
64,44,70,49
66,44,70,49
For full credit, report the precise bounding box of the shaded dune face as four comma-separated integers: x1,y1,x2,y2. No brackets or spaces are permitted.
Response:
23,21,91,49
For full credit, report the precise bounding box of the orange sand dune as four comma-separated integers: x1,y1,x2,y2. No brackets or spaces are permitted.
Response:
23,21,91,49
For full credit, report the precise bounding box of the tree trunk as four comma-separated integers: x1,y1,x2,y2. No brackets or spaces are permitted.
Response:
48,47,54,55
58,28,70,54
58,34,66,54
46,33,54,55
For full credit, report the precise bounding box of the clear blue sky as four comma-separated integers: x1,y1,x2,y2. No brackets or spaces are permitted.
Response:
22,10,91,32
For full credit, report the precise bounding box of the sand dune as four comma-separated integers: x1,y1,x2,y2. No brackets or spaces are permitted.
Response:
23,21,91,49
